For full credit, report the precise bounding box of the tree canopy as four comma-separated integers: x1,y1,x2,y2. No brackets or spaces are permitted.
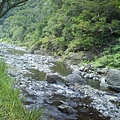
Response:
0,0,120,68
0,0,28,18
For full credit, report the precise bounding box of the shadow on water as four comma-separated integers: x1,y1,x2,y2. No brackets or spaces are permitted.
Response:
49,96,110,120
51,61,72,76
24,68,46,81
77,106,110,120
78,98,110,120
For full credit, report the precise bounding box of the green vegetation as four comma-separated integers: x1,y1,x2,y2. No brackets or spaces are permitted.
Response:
0,0,120,68
0,59,43,120
91,38,120,69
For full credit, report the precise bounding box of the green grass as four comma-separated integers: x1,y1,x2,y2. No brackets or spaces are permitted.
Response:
0,61,43,120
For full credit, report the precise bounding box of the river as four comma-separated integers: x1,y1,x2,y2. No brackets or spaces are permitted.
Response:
0,42,120,120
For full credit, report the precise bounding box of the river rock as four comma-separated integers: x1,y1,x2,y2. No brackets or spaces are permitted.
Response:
65,73,86,86
23,87,37,96
100,77,108,87
23,97,36,105
72,70,82,75
79,66,85,71
89,73,94,79
84,73,90,79
96,68,109,75
46,73,64,83
58,104,77,114
41,106,78,120
105,69,120,92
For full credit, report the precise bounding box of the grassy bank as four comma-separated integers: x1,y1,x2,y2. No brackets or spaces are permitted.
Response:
0,60,43,120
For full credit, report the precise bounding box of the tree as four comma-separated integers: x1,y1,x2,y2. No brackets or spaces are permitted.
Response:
0,0,28,18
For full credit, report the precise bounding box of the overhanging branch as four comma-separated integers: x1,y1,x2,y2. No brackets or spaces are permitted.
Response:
0,0,28,18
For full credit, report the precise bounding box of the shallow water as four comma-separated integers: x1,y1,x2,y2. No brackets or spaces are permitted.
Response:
25,68,46,81
8,49,27,55
86,79,110,91
51,61,72,76
52,61,112,93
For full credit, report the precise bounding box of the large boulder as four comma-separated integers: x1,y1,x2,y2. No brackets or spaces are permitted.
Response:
105,69,120,92
65,73,86,86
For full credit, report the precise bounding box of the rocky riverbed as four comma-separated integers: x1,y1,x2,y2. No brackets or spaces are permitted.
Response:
0,42,120,120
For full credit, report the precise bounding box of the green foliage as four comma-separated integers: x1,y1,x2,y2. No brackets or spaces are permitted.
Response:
30,37,49,50
0,0,120,59
116,0,120,8
91,37,120,69
0,60,43,120
93,52,120,69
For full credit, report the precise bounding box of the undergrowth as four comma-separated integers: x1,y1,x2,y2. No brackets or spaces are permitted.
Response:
91,39,120,69
0,59,43,120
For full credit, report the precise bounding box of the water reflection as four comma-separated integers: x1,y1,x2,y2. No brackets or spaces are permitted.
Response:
25,68,46,81
51,61,72,76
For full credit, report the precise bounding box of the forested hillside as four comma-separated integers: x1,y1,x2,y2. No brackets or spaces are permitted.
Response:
0,0,120,67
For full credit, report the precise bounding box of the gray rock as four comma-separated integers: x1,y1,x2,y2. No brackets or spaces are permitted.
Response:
59,100,68,106
46,74,64,83
100,77,108,87
110,117,120,120
23,98,36,105
84,73,90,79
72,70,82,75
45,90,53,96
97,68,109,74
45,98,54,104
56,89,65,94
105,69,120,92
41,106,77,120
24,88,36,96
79,66,85,71
65,73,86,86
89,73,94,79
58,104,77,114
84,64,92,72
93,77,99,81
